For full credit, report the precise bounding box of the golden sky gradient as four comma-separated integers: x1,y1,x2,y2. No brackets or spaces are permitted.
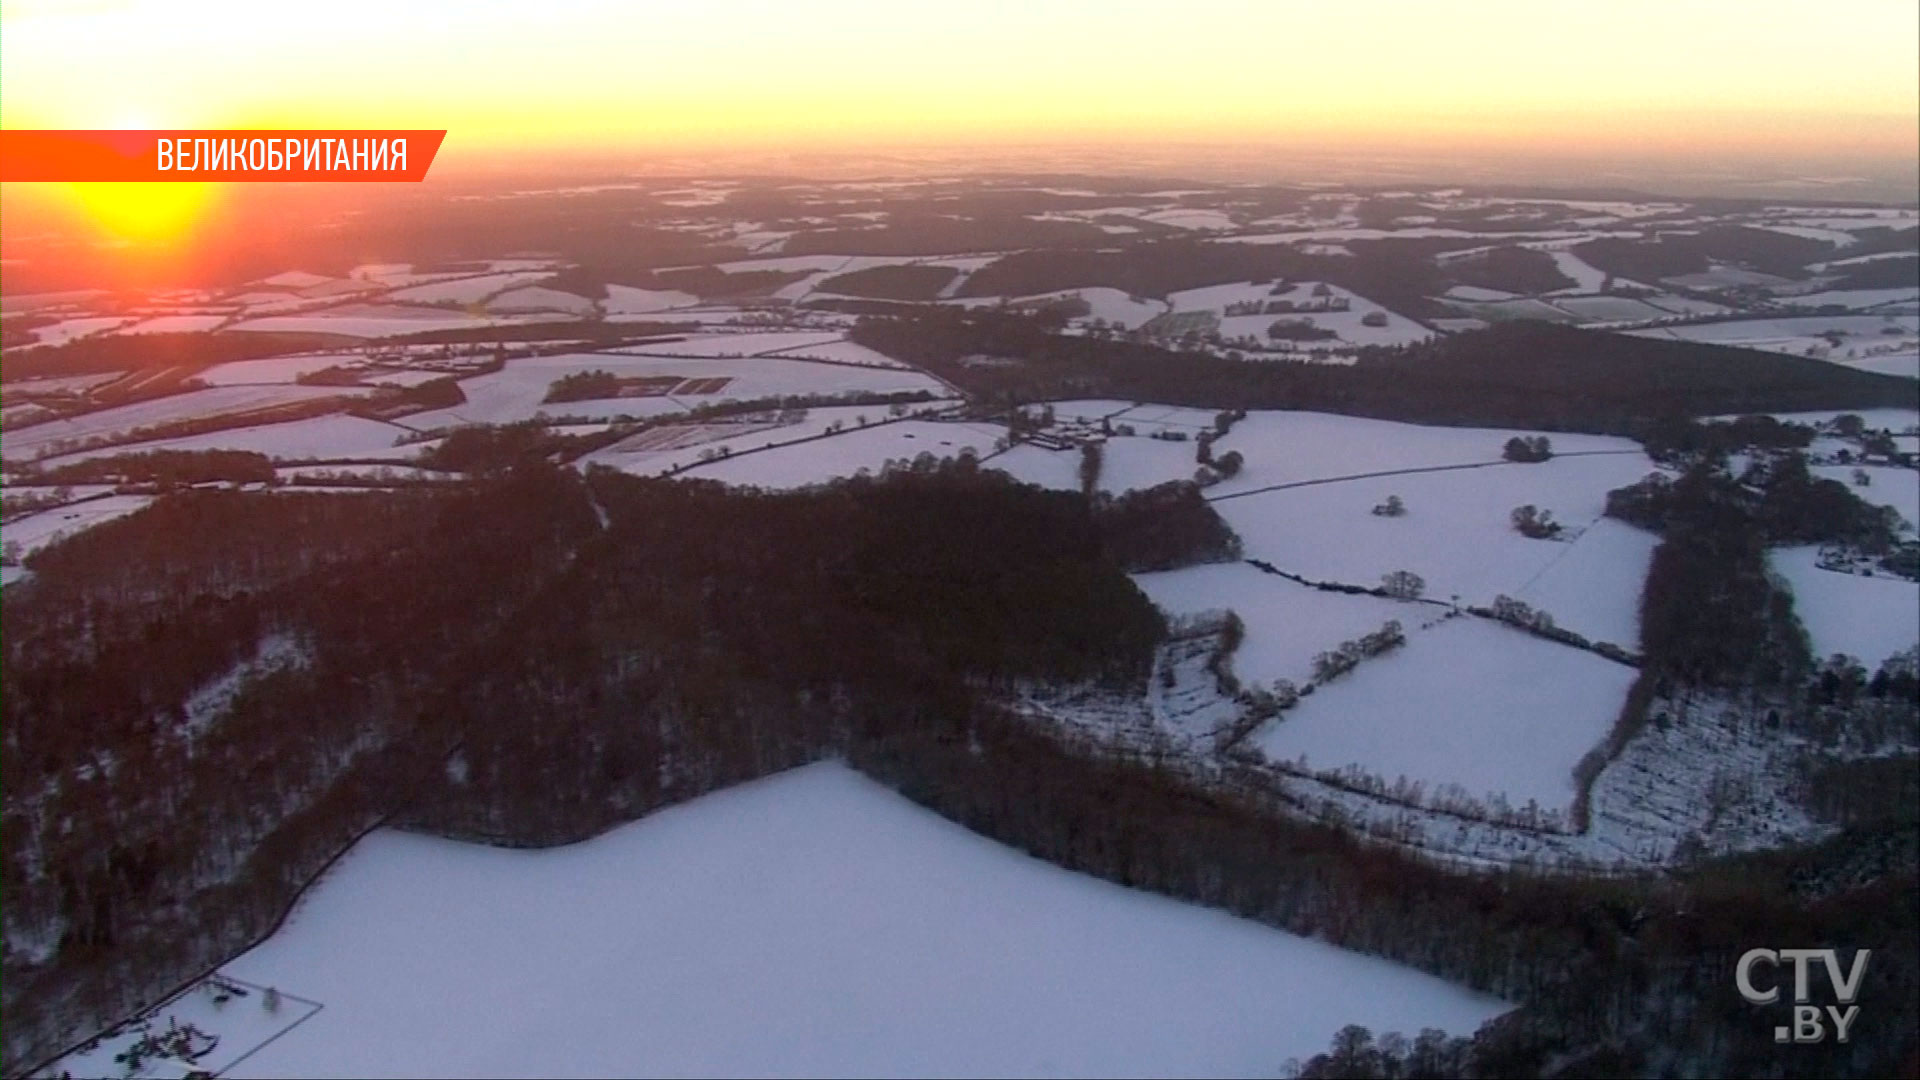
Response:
3,0,1916,161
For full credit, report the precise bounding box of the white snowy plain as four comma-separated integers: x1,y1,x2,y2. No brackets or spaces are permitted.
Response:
1252,618,1636,813
212,762,1505,1079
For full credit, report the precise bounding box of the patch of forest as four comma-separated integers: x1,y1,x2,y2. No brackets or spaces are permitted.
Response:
849,310,1918,433
1444,245,1578,295
813,264,960,301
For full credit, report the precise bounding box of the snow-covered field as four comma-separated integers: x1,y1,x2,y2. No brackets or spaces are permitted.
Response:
602,284,698,314
486,286,597,315
388,271,552,305
116,314,230,335
227,304,567,338
978,287,1166,329
1543,250,1609,294
3,494,156,559
203,763,1503,1078
195,354,361,386
1511,517,1659,648
615,330,849,357
673,420,1004,489
1201,412,1641,496
1211,454,1658,636
1252,618,1635,812
1132,562,1417,686
404,353,945,430
1626,315,1919,360
0,386,374,462
1545,296,1669,324
763,339,913,369
31,414,421,468
22,315,132,346
1770,546,1920,666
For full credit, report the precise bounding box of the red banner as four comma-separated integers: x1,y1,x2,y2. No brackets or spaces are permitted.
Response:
0,129,446,182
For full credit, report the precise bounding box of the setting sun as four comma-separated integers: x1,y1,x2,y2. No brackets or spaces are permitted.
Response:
60,181,217,245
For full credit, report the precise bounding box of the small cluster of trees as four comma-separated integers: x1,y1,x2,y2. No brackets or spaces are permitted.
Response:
1501,435,1553,463
1509,503,1562,539
1310,620,1406,684
1380,569,1425,599
542,369,624,403
1078,442,1103,498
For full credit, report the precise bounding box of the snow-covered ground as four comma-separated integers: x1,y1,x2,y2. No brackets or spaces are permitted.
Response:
1627,316,1919,360
1770,546,1920,667
602,284,699,314
1811,465,1919,527
614,330,849,357
1511,517,1658,648
1774,287,1919,312
195,354,361,386
116,314,230,335
1211,454,1658,626
3,494,156,559
1543,249,1609,294
1201,412,1641,496
205,763,1504,1079
1252,617,1635,813
672,420,1004,489
975,287,1166,329
227,304,569,339
403,353,945,430
485,286,597,316
1132,562,1417,686
763,339,913,369
388,271,552,305
0,386,375,462
21,315,132,346
31,414,422,467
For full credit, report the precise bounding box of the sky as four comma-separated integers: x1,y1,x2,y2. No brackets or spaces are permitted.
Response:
3,0,1917,161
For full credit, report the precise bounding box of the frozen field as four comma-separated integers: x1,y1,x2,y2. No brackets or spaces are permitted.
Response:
208,763,1503,1078
32,414,421,468
1510,517,1659,648
23,315,132,346
3,494,156,559
487,286,597,315
602,284,698,314
1211,454,1660,618
195,354,362,386
764,339,913,369
1543,250,1608,294
616,331,850,357
387,271,552,305
117,314,230,335
228,304,566,338
674,420,1004,489
1131,562,1417,686
576,405,957,477
1253,618,1635,813
404,353,946,430
0,386,374,462
965,287,1166,329
990,437,1202,496
1629,316,1920,358
1770,546,1920,666
1201,412,1641,496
